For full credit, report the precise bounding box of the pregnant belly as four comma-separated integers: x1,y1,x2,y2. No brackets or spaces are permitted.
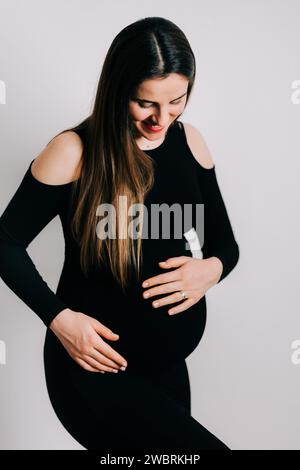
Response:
120,297,207,372
79,280,207,373
60,238,207,373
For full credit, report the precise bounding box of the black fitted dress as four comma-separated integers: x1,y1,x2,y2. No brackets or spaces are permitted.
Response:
0,120,239,451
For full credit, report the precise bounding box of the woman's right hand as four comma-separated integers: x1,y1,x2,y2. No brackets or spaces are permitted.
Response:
49,308,128,373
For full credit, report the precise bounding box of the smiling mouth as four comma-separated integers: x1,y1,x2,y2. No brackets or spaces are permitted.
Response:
142,122,165,132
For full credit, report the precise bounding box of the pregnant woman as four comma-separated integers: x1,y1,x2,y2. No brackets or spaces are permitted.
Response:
0,17,239,451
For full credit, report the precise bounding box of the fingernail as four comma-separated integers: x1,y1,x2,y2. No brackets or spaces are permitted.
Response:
120,366,126,371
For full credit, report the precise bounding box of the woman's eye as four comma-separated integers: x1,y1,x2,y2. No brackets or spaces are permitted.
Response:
138,102,152,109
138,99,182,109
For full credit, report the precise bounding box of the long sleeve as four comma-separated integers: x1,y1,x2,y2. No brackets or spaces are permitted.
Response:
0,159,71,327
197,164,240,283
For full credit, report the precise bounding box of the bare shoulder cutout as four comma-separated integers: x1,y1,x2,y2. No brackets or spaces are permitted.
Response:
31,131,83,185
181,122,215,170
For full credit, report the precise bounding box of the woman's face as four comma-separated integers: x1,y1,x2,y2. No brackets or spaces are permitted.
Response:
128,73,189,145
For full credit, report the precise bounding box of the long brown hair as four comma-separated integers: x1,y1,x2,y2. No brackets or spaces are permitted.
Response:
54,17,196,292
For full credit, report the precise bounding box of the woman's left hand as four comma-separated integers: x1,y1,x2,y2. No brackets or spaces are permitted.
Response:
141,256,223,315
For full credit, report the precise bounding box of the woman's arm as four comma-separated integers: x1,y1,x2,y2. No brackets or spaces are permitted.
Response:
182,122,240,283
197,164,240,283
0,131,83,327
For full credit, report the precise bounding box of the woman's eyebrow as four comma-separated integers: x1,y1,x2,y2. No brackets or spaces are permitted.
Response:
136,92,187,104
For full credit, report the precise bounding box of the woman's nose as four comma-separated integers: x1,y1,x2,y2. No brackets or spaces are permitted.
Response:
150,107,171,126
149,115,169,127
